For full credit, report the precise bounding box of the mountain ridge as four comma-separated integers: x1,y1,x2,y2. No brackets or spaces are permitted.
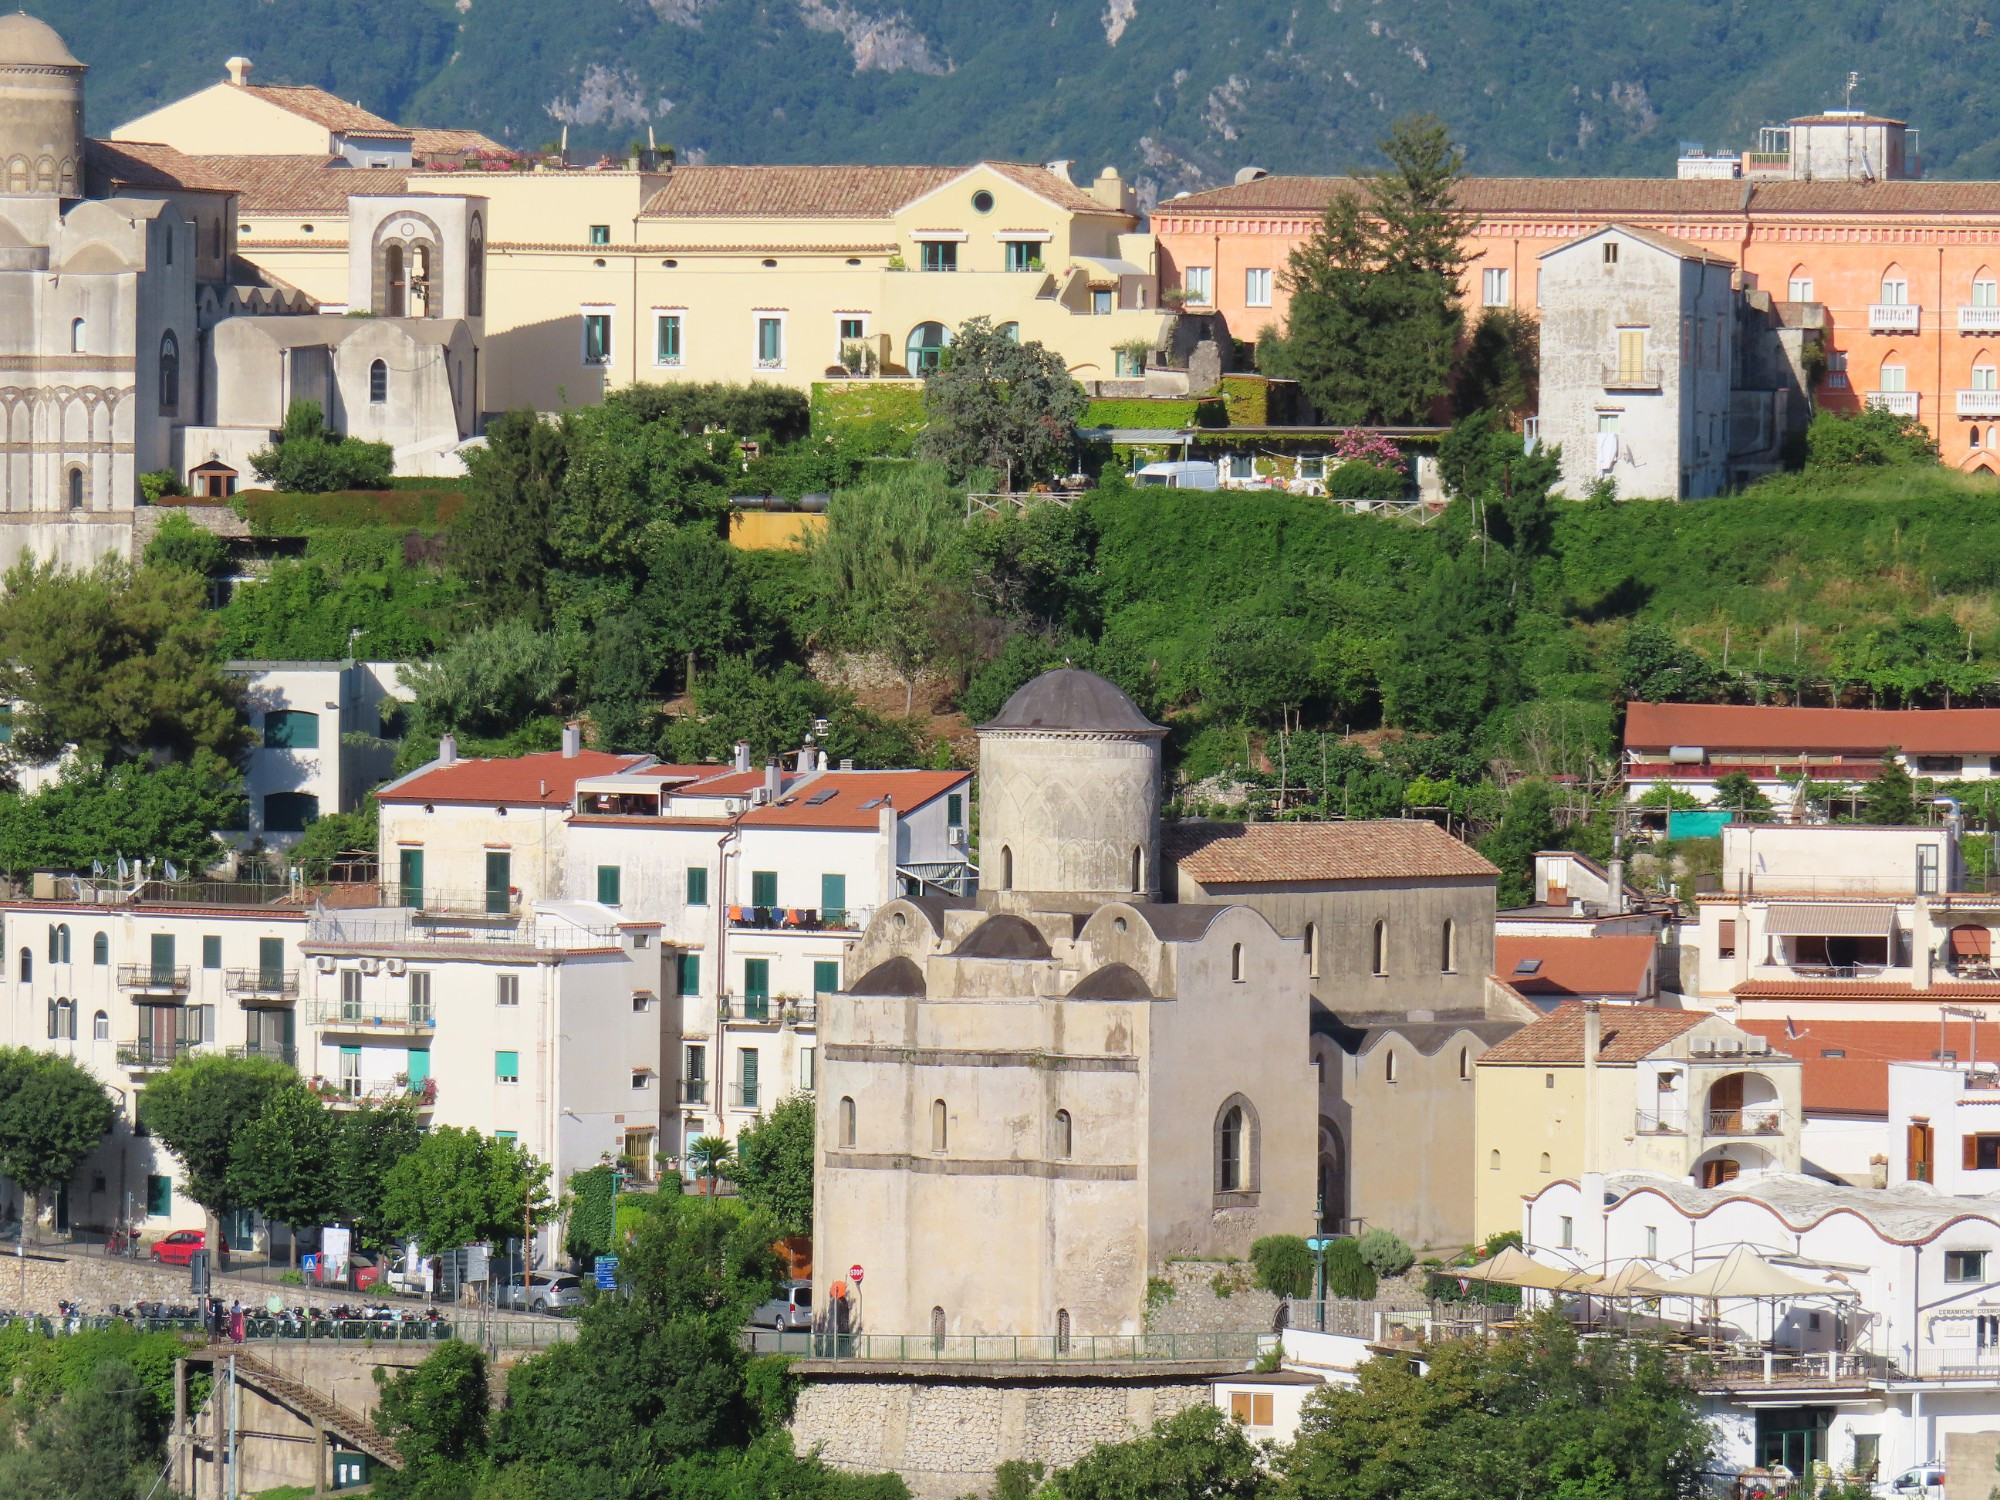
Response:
39,0,2000,201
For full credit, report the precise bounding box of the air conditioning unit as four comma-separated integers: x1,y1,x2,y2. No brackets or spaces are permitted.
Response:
947,826,968,847
1723,1039,1745,1055
385,958,407,977
1691,1038,1717,1056
315,955,336,974
359,957,381,976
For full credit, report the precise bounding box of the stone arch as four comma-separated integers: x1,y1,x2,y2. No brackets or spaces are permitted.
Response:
374,210,445,318
1317,1115,1346,1233
468,212,485,318
33,156,53,192
56,157,74,197
7,157,25,192
1214,1092,1260,1196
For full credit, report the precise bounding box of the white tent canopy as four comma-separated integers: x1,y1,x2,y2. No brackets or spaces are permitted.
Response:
1653,1245,1857,1300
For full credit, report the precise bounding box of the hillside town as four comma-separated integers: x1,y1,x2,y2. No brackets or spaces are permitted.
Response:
6,8,2000,1499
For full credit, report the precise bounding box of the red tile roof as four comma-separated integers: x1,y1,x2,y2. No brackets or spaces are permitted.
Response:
1167,820,1498,885
410,127,511,159
1493,935,1658,999
739,770,969,829
637,162,1117,220
380,751,650,808
1737,1019,1977,1116
1733,979,2000,1000
1626,702,2000,756
1478,1002,1708,1065
239,84,410,139
85,139,238,196
192,154,408,213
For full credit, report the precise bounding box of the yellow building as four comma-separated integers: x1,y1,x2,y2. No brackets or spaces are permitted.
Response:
1471,1002,1804,1244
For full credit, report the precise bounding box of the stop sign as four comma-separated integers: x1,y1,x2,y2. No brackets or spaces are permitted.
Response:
849,1264,865,1284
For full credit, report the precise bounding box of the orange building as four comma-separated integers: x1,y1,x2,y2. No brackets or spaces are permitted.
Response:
1155,165,2000,473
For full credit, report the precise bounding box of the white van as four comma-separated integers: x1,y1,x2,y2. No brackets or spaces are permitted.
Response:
1134,460,1220,490
1875,1463,1945,1498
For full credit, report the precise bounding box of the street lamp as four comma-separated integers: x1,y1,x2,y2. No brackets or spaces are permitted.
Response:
1305,1236,1333,1332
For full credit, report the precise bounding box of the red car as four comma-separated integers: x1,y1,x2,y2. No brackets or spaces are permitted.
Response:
149,1229,205,1266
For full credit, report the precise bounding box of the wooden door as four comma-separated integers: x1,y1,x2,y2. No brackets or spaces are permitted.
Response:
1909,1121,1935,1183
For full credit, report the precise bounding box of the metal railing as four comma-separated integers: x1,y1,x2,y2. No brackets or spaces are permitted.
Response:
1601,362,1663,390
1905,1348,2000,1378
0,1312,576,1349
731,1083,761,1110
1705,1107,1785,1137
719,995,819,1026
1784,962,1891,980
306,912,623,953
1866,390,1920,415
726,904,871,933
1635,1110,1689,1136
225,968,299,998
681,1080,709,1106
117,1039,198,1069
225,1044,298,1066
304,1000,437,1031
753,1330,1262,1363
1869,304,1921,332
1959,390,2000,416
117,963,190,991
1692,1350,1885,1389
322,1079,437,1107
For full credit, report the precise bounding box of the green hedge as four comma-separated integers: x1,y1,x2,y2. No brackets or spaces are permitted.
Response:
1083,397,1227,430
809,381,926,457
241,488,465,535
1219,375,1271,426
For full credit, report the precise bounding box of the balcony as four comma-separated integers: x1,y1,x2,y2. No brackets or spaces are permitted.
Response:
1959,390,2000,417
319,1078,438,1109
681,1079,709,1107
1705,1107,1785,1137
1635,1110,1689,1136
226,968,299,1000
731,1083,761,1110
1869,304,1921,332
305,1000,437,1033
1960,307,2000,333
726,904,871,933
1601,363,1663,391
719,995,820,1026
118,1039,196,1071
118,963,189,993
226,1043,298,1067
1865,391,1920,416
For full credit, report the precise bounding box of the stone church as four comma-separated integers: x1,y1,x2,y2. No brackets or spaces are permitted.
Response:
0,12,483,568
814,669,1317,1342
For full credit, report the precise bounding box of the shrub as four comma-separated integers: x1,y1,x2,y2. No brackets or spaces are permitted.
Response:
1327,458,1406,500
138,469,184,503
248,401,393,494
1249,1234,1315,1299
143,512,228,577
1356,1227,1415,1278
1323,1237,1377,1301
1804,405,1939,471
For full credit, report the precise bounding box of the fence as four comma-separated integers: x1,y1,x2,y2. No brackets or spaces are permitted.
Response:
753,1329,1262,1363
0,1311,576,1350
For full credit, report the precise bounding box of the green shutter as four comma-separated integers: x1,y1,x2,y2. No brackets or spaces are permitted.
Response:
686,867,708,906
258,937,284,988
751,871,778,908
496,1050,519,1082
399,848,424,908
145,1174,171,1216
406,1048,431,1086
741,1049,759,1108
485,851,512,915
744,958,769,1019
947,793,963,827
597,865,622,906
678,954,700,997
202,935,221,970
820,874,846,923
814,960,839,995
150,933,175,982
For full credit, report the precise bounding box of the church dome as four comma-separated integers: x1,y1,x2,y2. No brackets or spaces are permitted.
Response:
0,14,82,68
981,668,1164,736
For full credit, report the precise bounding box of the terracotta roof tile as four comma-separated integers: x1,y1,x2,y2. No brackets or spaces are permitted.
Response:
84,139,238,196
1551,222,1734,267
1492,935,1658,999
191,154,405,214
238,84,409,139
1738,1019,1975,1116
1477,1002,1707,1065
636,162,1122,221
739,770,970,829
983,162,1124,215
1167,819,1498,885
409,128,511,159
1627,702,2000,756
380,750,650,808
1732,979,2000,1000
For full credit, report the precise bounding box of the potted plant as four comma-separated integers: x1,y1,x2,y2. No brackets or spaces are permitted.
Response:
1114,339,1153,377
1161,287,1189,310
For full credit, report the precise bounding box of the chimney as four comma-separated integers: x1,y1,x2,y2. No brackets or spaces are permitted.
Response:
840,758,854,772
1044,159,1075,185
562,721,582,759
797,742,813,773
225,56,252,87
733,740,752,774
817,748,829,772
438,733,457,766
764,760,781,803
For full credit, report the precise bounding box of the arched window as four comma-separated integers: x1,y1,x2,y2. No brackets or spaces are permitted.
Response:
1384,1048,1397,1084
906,321,951,373
1539,1152,1553,1174
1440,918,1456,974
70,317,84,353
159,331,179,413
930,1306,946,1353
1489,1148,1501,1171
1371,920,1386,976
49,924,69,964
369,359,388,403
1053,1108,1072,1159
1056,1308,1071,1354
1880,263,1909,306
92,1009,107,1041
1458,1046,1470,1081
384,242,406,318
1213,1094,1259,1196
1879,358,1907,397
1230,943,1244,983
1975,267,1998,309
1303,923,1318,979
931,1098,948,1152
1786,264,1813,302
999,846,1013,891
838,1095,856,1148
1977,428,1986,450
997,321,1020,342
17,948,29,983
91,932,107,965
1131,845,1144,892
67,468,83,509
468,215,486,317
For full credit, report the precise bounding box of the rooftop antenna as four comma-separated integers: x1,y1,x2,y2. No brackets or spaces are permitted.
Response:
1844,71,1860,110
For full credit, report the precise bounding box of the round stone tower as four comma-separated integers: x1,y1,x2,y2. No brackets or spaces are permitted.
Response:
976,667,1166,902
0,13,83,197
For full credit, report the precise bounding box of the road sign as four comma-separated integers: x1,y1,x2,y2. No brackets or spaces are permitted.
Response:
849,1264,864,1284
595,1255,619,1290
1306,1238,1332,1253
830,1280,848,1300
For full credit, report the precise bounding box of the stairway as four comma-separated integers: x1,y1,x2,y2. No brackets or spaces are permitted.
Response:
189,1348,403,1469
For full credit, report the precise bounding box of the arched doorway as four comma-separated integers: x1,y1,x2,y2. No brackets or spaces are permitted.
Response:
906,321,950,373
1317,1116,1346,1234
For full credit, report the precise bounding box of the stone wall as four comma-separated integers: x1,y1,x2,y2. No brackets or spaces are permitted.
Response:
0,1245,290,1315
1142,1259,1282,1336
791,1371,1213,1500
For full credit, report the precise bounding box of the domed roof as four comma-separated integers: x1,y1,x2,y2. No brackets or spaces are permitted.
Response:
952,913,1053,960
980,668,1164,736
0,14,82,68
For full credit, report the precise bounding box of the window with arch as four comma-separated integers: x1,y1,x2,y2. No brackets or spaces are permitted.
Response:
1975,270,1998,309
1539,1152,1552,1174
67,468,83,510
838,1095,856,1148
1880,266,1909,306
1787,266,1813,302
1230,943,1244,982
1303,922,1317,979
1131,845,1144,892
17,948,28,983
1213,1094,1260,1198
1458,1046,1470,1081
70,317,84,353
48,924,69,964
906,321,950,373
1371,919,1386,976
930,1306,946,1353
383,242,407,317
1053,1108,1072,1159
49,997,76,1039
1879,359,1907,396
1384,1048,1397,1084
159,331,179,413
931,1098,948,1152
92,932,107,965
468,215,486,317
1440,918,1456,974
1056,1308,1071,1353
999,845,1013,891
369,359,388,403
92,1009,108,1041
1489,1148,1501,1171
1975,354,1998,394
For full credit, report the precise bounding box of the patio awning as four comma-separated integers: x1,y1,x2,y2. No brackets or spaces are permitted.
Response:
1580,1260,1685,1298
1762,904,1897,938
1454,1247,1595,1292
1653,1246,1856,1299
1951,925,1994,959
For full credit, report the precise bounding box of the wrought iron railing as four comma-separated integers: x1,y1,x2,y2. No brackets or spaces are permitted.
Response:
117,964,190,991
225,968,299,998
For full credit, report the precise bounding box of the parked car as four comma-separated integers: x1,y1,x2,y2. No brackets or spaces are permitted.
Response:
149,1229,205,1266
751,1280,812,1331
1875,1466,1946,1499
500,1273,586,1313
346,1252,385,1292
